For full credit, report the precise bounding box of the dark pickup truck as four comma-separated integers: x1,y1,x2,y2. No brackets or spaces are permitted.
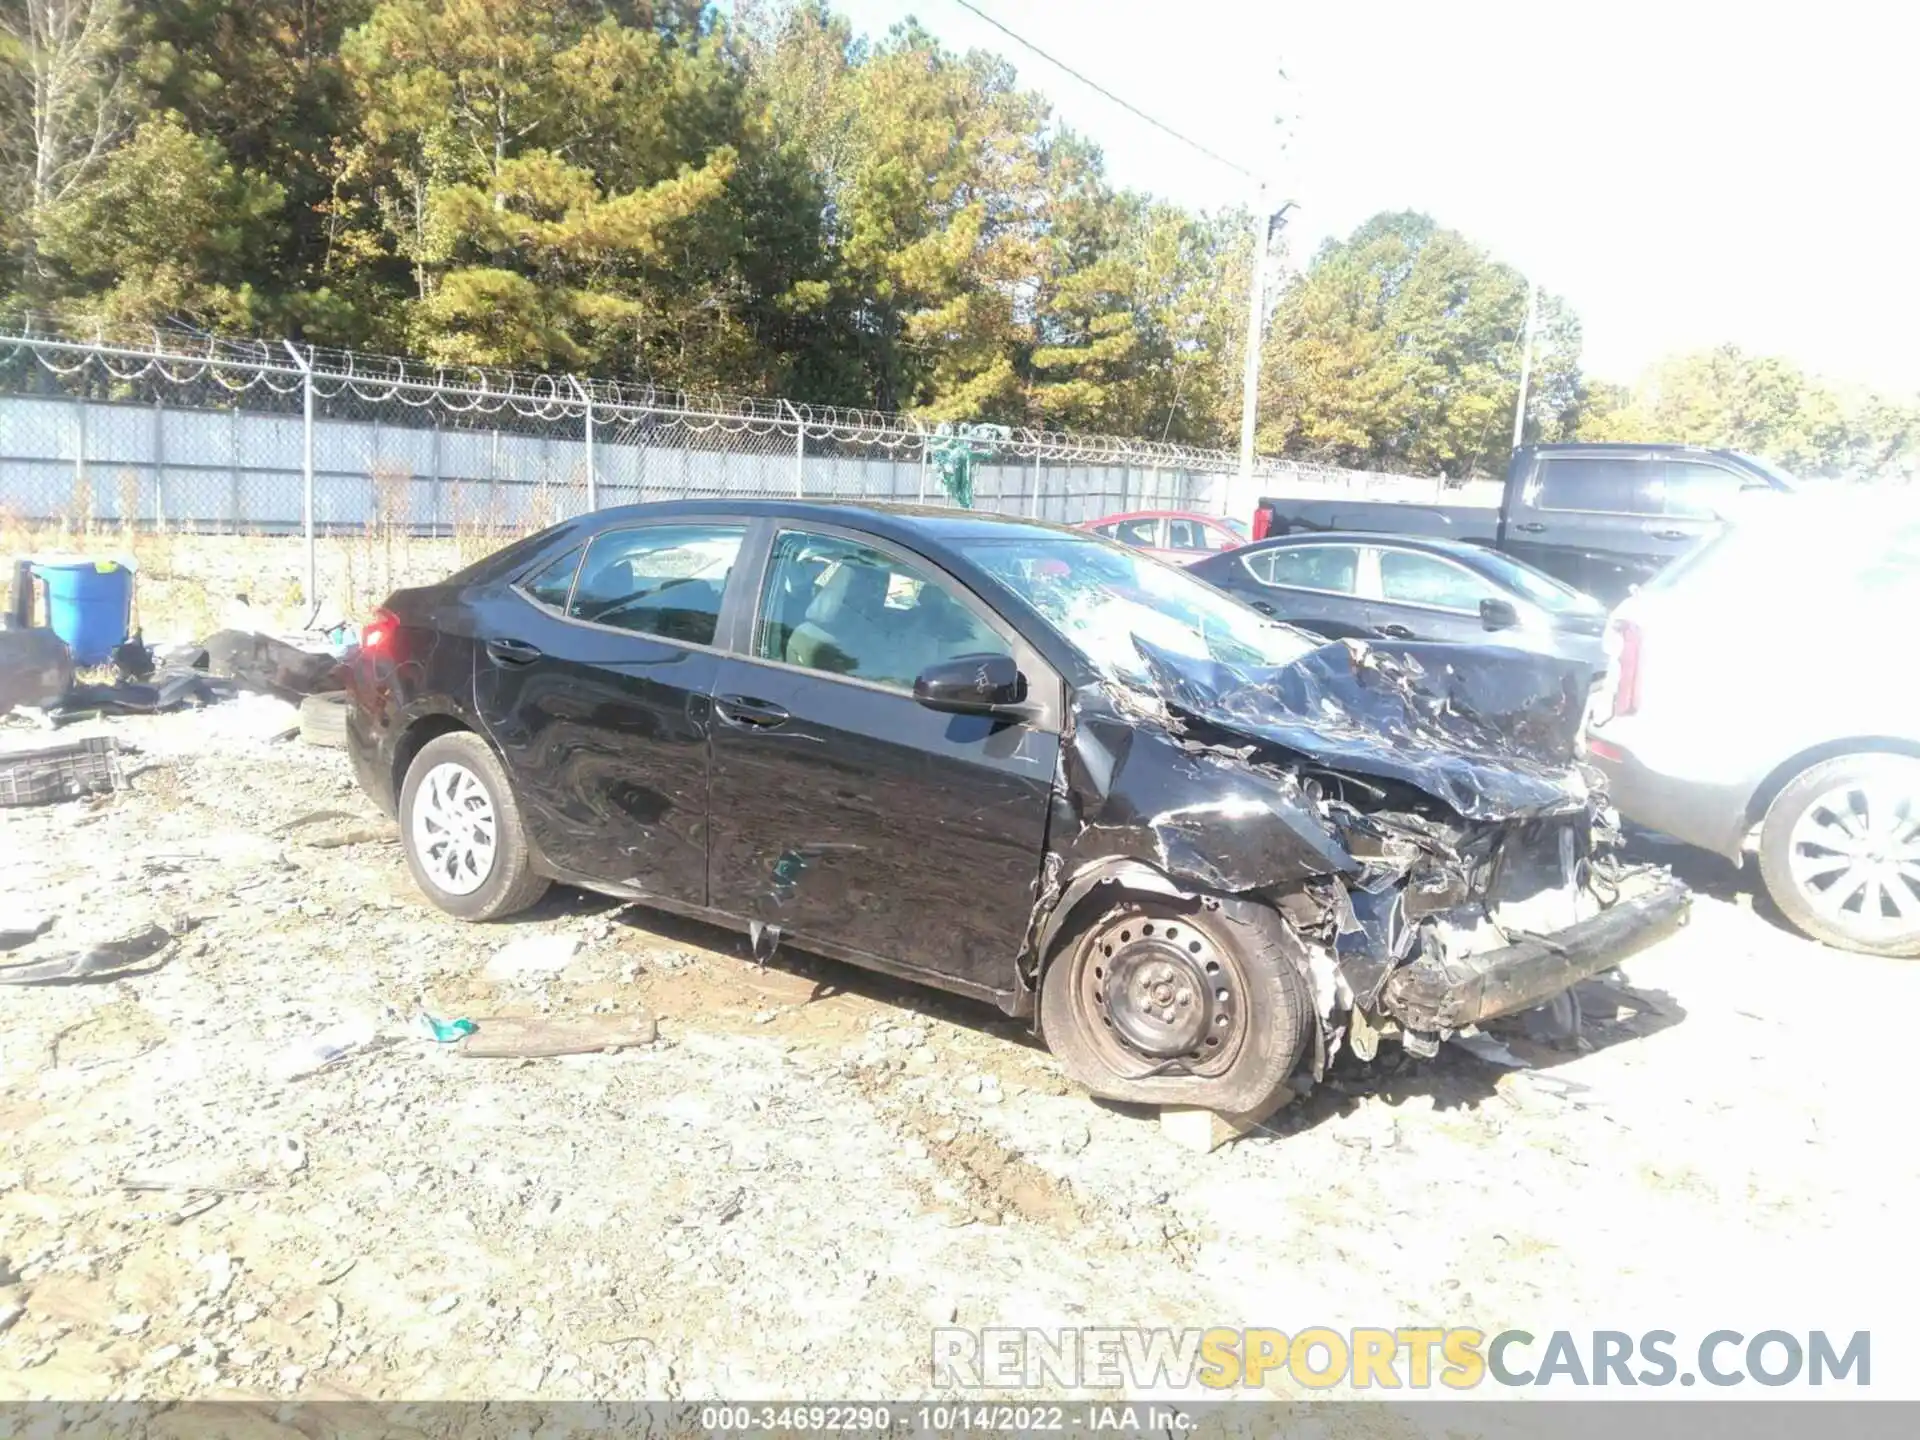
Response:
1253,443,1795,606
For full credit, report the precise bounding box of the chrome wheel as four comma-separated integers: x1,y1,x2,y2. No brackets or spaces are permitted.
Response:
1787,777,1920,935
1076,911,1246,1078
409,761,498,896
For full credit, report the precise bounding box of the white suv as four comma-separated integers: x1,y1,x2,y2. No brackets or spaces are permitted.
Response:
1587,493,1920,956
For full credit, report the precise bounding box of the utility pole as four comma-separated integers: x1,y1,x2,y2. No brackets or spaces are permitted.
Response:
1236,195,1273,491
1511,277,1539,451
1236,200,1292,501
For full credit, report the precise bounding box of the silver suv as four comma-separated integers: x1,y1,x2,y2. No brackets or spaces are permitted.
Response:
1588,493,1920,956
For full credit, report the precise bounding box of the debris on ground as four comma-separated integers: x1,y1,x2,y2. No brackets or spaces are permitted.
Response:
0,736,124,807
454,1013,657,1057
0,921,178,986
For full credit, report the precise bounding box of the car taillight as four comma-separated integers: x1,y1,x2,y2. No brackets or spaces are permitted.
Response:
361,608,399,656
1609,618,1643,716
1251,506,1273,541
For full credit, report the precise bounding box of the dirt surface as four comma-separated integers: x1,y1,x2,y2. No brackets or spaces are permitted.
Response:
1,705,1913,1403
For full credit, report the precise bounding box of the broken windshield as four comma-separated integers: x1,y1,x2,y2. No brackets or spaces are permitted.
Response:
959,533,1318,687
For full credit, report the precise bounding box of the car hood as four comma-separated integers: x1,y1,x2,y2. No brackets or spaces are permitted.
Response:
1130,635,1591,823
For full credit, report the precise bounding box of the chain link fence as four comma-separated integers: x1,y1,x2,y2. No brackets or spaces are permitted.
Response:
0,322,1464,622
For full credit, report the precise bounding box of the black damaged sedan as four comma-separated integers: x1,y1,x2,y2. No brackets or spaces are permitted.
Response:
345,501,1688,1116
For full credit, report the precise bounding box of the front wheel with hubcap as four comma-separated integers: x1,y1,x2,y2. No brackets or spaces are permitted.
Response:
1758,753,1920,957
1040,895,1312,1114
398,731,549,921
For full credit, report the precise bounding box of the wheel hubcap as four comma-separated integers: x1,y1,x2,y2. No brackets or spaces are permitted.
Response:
411,761,498,896
1788,777,1920,932
1081,914,1242,1074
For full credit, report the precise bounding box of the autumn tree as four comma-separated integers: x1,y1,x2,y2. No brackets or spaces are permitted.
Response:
1258,211,1581,477
0,0,131,296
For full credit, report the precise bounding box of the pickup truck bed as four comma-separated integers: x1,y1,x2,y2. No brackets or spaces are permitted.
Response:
1257,501,1497,545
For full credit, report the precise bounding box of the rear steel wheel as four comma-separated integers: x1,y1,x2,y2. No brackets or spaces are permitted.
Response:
410,761,498,896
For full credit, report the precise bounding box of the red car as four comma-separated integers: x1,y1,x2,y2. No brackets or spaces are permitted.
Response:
1079,509,1247,566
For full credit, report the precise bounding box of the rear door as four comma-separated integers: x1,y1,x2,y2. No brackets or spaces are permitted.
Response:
1233,541,1369,638
473,520,748,904
704,523,1060,998
1364,545,1510,644
1164,516,1240,566
1505,450,1668,601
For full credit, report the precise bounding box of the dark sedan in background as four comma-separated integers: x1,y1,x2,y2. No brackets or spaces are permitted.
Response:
344,502,1682,1119
1190,531,1609,677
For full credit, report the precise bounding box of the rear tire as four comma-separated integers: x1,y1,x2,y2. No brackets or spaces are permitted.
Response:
398,731,549,922
1757,753,1920,957
1040,894,1313,1115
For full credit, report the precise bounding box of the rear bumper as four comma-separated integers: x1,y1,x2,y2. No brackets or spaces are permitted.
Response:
1590,738,1752,859
1382,881,1691,1032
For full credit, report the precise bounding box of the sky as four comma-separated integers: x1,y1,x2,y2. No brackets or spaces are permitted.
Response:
827,0,1920,397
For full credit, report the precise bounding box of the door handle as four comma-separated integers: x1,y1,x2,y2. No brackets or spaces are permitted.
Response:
714,694,791,729
1250,598,1277,615
1511,521,1547,533
485,638,543,666
1648,528,1690,542
1376,623,1416,639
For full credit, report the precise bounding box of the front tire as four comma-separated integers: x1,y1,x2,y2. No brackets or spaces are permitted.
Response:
1757,753,1920,957
1040,895,1313,1114
398,731,549,921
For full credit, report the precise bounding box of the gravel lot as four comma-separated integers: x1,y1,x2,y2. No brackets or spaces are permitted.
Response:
2,704,1913,1404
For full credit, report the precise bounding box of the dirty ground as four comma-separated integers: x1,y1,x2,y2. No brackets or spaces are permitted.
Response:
0,708,1913,1402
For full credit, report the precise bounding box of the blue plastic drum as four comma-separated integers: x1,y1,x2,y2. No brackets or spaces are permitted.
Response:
30,556,135,665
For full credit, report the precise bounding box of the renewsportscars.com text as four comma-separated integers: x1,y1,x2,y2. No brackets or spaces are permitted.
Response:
932,1326,1872,1390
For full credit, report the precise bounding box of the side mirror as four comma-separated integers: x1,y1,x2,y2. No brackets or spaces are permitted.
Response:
1479,597,1521,631
914,652,1026,715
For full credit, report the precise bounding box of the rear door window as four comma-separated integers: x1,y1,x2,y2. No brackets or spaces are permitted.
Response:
1250,545,1360,593
1534,456,1660,514
1377,549,1504,612
567,523,746,645
1113,517,1161,548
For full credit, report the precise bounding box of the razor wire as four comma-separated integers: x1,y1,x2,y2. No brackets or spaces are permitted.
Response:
0,317,1473,557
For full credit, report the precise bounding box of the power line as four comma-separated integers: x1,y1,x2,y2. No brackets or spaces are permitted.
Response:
946,0,1262,185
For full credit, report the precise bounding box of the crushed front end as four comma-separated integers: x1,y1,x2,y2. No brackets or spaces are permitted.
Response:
1286,787,1688,1062
1046,634,1690,1071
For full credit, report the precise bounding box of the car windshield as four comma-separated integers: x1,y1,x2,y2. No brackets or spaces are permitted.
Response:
1456,548,1603,615
957,533,1318,687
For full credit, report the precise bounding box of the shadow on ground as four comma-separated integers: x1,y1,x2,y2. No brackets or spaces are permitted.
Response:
559,885,1690,1134
602,896,1040,1049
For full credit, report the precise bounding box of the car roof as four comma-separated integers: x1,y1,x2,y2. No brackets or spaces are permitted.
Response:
567,497,1087,547
1243,530,1499,563
1082,509,1229,525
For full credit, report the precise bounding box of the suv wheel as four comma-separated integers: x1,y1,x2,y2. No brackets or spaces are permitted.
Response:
1757,753,1920,957
398,731,549,921
1039,895,1312,1116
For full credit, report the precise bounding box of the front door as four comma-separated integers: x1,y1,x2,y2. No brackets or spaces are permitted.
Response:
474,520,748,905
705,526,1059,997
1364,545,1507,645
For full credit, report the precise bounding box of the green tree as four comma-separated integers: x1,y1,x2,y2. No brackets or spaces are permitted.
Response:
0,0,133,299
1577,344,1918,480
132,0,372,340
36,110,283,328
1259,211,1582,477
